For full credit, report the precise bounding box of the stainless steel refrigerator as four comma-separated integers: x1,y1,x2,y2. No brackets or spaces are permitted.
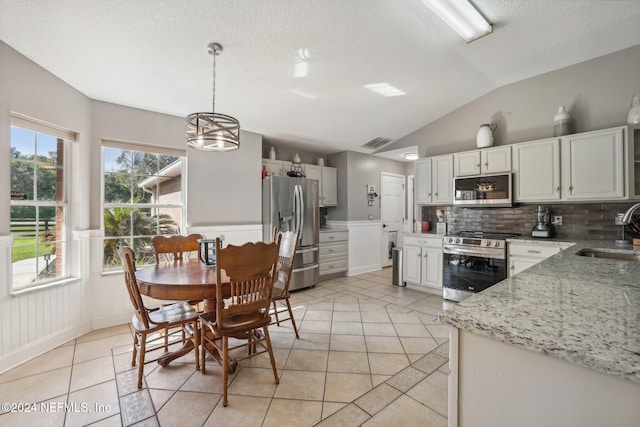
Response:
262,176,319,291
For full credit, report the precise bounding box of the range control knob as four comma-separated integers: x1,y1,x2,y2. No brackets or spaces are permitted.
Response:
455,238,461,244
494,241,501,247
447,237,454,244
485,240,493,247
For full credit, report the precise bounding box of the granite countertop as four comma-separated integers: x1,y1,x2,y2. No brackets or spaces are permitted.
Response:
439,239,640,384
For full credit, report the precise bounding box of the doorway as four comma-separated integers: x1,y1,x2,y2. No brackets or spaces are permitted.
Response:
381,172,405,267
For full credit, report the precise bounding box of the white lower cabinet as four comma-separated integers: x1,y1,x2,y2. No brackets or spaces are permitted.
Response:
319,231,348,278
507,241,572,277
403,235,443,293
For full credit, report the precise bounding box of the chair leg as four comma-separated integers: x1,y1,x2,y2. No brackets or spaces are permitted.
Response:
132,333,139,367
286,299,300,339
262,326,279,384
272,301,280,325
222,336,229,407
138,333,147,389
193,320,200,371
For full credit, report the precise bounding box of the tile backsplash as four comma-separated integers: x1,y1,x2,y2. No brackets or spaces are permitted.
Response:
421,202,638,241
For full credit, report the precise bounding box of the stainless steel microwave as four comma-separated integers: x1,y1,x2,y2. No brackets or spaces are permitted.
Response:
453,173,513,207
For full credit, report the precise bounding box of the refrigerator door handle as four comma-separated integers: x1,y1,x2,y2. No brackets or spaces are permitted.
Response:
298,184,305,240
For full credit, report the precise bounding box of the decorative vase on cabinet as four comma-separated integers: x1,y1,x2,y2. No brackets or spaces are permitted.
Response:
476,124,496,148
628,92,640,125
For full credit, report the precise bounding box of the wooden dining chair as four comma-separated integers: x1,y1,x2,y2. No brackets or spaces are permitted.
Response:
270,229,301,338
117,243,200,389
152,233,203,263
199,237,281,407
152,233,204,310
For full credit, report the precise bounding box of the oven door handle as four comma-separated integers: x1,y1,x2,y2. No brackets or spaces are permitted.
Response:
443,246,505,259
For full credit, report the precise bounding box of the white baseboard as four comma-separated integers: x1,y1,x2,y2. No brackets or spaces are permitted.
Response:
0,321,91,374
91,311,132,331
348,263,383,276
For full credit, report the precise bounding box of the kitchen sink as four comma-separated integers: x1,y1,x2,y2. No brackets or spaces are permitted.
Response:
575,248,640,261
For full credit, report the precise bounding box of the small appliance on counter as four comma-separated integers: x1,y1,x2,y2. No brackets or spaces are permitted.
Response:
531,205,555,238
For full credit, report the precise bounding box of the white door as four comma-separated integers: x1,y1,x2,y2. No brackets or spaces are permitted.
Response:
381,173,405,267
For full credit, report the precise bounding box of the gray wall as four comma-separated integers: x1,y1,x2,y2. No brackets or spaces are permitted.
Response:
0,41,92,235
328,151,406,221
384,44,640,157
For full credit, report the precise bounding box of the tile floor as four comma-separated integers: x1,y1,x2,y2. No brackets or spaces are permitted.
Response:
0,268,456,427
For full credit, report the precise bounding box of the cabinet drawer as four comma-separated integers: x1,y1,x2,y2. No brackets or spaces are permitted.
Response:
319,242,347,257
405,235,443,249
320,231,348,243
508,244,562,259
319,258,348,274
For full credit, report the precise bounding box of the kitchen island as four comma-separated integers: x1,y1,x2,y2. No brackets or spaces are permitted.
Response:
439,239,640,427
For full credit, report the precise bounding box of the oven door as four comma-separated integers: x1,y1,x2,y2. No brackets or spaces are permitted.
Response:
442,248,507,301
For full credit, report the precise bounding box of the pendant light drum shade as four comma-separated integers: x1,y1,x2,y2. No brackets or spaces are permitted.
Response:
185,42,240,151
186,112,240,151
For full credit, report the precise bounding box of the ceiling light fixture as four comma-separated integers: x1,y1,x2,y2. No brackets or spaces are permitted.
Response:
403,153,419,161
186,43,240,151
421,0,492,43
365,83,406,97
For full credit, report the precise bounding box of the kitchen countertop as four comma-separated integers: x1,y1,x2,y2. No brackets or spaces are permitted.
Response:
319,227,348,233
439,239,640,384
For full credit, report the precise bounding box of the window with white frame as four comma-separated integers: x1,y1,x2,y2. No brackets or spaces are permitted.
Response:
102,140,186,271
10,114,74,291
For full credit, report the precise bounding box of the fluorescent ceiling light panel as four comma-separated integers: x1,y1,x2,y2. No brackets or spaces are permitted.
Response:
365,83,406,97
421,0,492,43
403,153,419,160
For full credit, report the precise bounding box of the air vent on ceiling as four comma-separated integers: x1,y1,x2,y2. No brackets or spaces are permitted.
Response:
362,137,392,150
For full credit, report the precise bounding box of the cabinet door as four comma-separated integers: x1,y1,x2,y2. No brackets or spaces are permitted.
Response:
422,248,443,288
322,167,338,206
454,151,481,176
508,256,539,277
512,138,561,202
432,155,453,203
304,164,323,203
263,159,284,176
561,128,625,200
482,146,512,174
403,246,422,285
414,158,432,204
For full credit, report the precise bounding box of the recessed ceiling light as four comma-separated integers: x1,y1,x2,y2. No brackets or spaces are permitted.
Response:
421,0,492,43
403,153,419,160
294,47,310,78
365,83,406,97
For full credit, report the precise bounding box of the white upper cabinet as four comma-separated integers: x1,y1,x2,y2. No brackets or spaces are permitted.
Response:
415,158,433,204
512,138,561,202
560,127,625,200
302,164,337,206
432,155,454,204
263,160,338,206
454,146,511,176
415,155,453,205
321,166,338,206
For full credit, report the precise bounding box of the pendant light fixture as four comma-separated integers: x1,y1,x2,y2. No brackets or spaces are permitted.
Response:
186,42,240,151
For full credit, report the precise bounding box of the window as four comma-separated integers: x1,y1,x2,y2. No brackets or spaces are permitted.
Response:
102,140,186,271
10,114,74,291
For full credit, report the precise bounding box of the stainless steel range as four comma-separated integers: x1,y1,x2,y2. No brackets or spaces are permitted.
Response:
442,231,519,302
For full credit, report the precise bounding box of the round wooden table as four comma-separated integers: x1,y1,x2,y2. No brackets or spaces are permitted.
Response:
135,259,229,313
135,259,232,368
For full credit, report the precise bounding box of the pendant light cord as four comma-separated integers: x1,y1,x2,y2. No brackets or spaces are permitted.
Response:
212,47,217,114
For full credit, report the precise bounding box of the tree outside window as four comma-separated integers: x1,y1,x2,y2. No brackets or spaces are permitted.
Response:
10,126,67,290
102,145,184,270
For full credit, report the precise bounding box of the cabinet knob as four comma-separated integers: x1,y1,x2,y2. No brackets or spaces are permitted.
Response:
434,192,438,196
477,164,481,168
428,192,432,196
484,162,488,167
569,186,574,192
555,186,560,192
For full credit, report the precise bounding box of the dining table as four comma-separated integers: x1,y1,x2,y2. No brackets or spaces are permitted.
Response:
135,259,234,369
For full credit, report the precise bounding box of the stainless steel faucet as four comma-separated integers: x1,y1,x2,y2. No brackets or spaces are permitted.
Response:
620,202,640,225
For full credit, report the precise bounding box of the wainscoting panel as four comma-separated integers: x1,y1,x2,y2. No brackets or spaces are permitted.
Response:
187,224,264,245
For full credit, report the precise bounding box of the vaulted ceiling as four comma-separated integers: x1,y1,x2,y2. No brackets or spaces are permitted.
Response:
2,0,640,158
